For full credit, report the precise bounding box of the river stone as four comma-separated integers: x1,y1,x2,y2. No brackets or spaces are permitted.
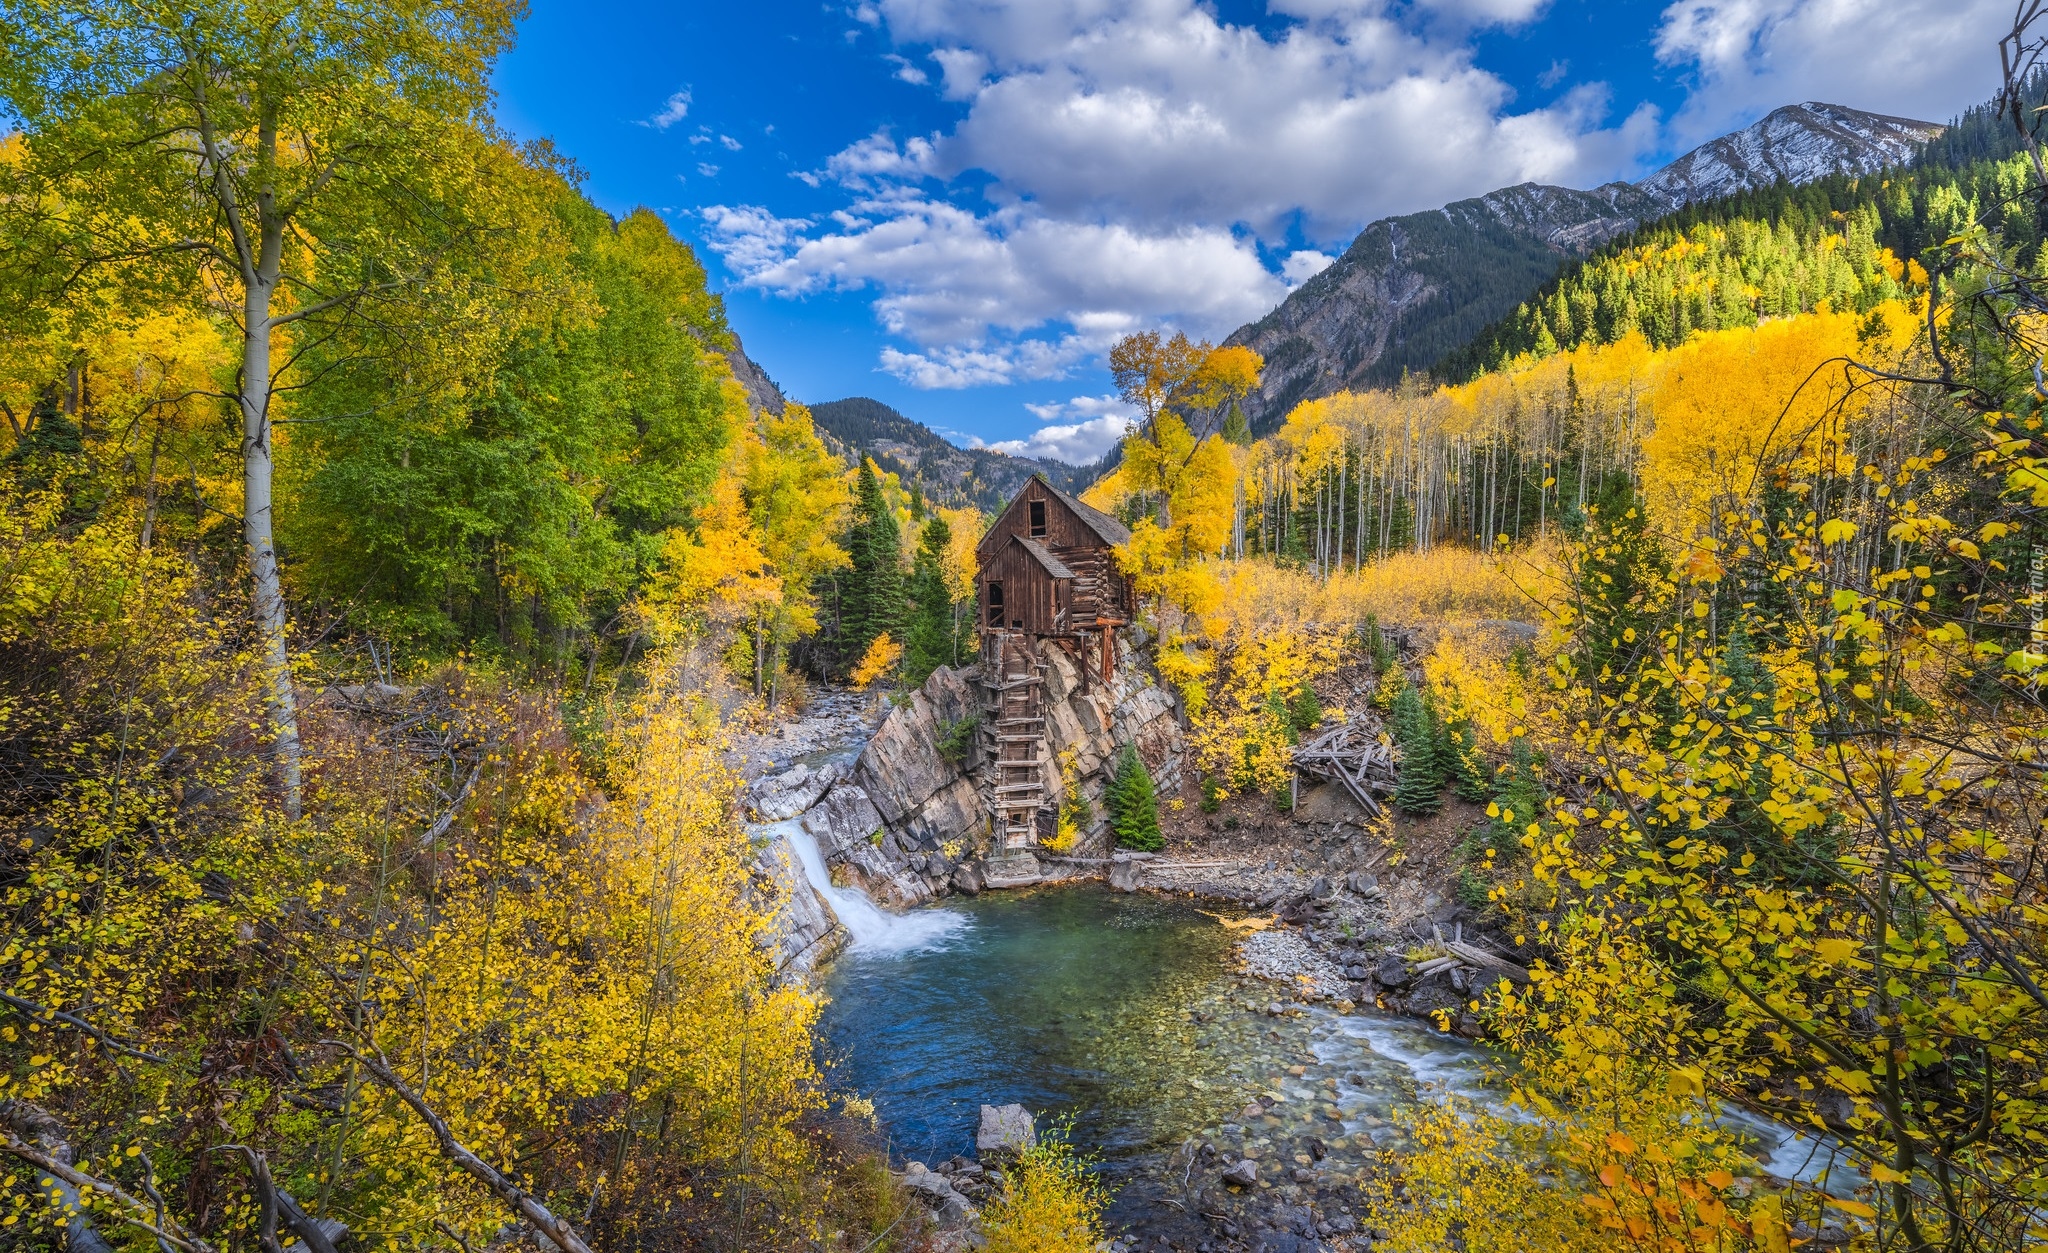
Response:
952,862,984,895
1108,857,1141,893
1221,1159,1258,1187
1376,954,1413,989
977,1104,1037,1157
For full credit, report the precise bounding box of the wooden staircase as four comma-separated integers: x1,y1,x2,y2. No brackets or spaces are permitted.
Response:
979,632,1046,880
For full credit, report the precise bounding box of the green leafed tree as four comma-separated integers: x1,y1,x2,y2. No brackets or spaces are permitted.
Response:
1391,683,1444,816
0,0,524,816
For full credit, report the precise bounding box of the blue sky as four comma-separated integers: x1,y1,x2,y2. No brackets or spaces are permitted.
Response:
493,0,2008,461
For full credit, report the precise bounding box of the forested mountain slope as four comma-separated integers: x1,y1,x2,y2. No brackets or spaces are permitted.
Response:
1222,102,1940,432
808,396,1090,512
1443,88,2045,377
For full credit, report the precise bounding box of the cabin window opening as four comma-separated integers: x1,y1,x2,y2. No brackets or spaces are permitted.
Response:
1029,500,1047,537
987,581,1004,626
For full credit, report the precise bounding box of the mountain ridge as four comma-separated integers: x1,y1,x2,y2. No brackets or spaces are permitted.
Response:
1223,101,1942,431
806,396,1093,514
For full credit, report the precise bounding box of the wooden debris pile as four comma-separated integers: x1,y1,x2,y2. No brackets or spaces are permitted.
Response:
1291,716,1398,815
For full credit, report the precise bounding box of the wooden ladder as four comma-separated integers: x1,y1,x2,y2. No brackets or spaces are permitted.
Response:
981,632,1047,850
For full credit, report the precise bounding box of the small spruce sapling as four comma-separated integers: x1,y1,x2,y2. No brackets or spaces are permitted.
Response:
1392,684,1444,816
1108,742,1164,852
1438,706,1489,803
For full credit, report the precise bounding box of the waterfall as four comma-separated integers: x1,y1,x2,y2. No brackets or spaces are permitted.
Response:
783,826,968,955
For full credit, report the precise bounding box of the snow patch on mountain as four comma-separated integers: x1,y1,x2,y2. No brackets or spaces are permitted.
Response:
1639,103,1943,209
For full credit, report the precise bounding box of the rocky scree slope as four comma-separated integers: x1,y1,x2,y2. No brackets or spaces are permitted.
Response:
1223,101,1942,431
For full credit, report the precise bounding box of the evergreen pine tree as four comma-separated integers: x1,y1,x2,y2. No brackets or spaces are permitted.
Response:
841,458,905,670
1439,706,1490,803
1486,738,1547,849
902,514,956,687
1392,684,1444,816
1222,401,1252,446
1573,470,1669,692
1108,742,1163,851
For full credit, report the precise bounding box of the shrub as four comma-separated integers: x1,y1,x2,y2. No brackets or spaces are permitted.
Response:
936,713,979,766
981,1137,1106,1253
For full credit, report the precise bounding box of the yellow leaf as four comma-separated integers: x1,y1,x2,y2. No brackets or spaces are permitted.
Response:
1814,937,1858,964
1818,518,1857,545
1825,1197,1876,1219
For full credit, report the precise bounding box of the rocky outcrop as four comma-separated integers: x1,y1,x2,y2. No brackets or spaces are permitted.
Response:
721,331,786,418
836,637,1186,893
753,833,844,978
854,665,987,859
798,778,933,909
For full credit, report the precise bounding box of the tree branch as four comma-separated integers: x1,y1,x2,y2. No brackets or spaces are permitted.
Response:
322,1042,596,1253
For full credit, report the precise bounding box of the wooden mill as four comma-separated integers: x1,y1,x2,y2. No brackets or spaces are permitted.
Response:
972,475,1132,879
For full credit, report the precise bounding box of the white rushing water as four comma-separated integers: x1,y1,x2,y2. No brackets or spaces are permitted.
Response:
780,825,969,956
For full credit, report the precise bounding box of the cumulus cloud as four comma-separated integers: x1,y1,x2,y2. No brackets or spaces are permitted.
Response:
1282,249,1335,287
644,89,691,130
864,0,1656,237
702,195,1286,347
1654,0,2007,142
980,394,1138,462
878,338,1092,388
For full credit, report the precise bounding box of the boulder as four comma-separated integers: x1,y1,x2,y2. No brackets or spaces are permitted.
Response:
749,761,843,822
1221,1159,1258,1187
1376,954,1414,989
977,1104,1037,1157
951,862,984,895
1108,857,1141,893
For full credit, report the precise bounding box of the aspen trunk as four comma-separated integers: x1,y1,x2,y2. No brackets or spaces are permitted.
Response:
242,247,303,820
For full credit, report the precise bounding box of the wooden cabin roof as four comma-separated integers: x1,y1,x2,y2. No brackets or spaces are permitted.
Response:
1039,479,1130,547
1014,536,1075,578
977,473,1131,561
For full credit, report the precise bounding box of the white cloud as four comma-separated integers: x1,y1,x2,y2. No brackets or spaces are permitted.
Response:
720,134,743,151
703,195,1286,350
1281,249,1335,287
644,89,691,130
984,415,1128,463
879,339,1091,388
1654,0,2007,142
885,53,930,85
864,0,1657,237
697,162,721,177
978,394,1138,462
701,205,814,274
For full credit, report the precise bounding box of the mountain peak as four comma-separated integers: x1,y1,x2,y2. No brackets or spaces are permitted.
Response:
1219,100,1943,432
1637,102,1942,209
